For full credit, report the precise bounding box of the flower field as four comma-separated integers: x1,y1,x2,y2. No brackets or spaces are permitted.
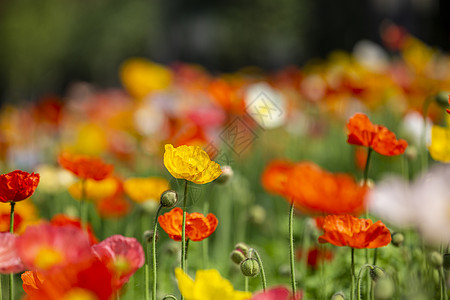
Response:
1,34,450,300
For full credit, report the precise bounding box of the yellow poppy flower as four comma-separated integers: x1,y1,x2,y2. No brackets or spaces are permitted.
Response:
175,268,252,300
163,144,222,184
123,177,169,203
68,178,118,201
429,125,450,163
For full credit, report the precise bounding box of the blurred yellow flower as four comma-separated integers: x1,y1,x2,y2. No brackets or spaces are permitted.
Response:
429,125,450,163
68,178,118,201
175,268,251,300
164,144,222,184
35,164,75,193
0,200,38,234
65,123,108,156
123,177,169,204
120,58,173,99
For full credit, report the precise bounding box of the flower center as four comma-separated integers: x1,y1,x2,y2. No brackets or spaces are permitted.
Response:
63,288,98,300
35,247,64,270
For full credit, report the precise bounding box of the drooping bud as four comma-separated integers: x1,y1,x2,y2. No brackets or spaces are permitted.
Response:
429,251,443,269
143,230,159,243
370,266,386,282
230,250,246,265
374,277,395,300
331,292,345,300
248,205,266,225
391,232,404,247
215,166,233,184
160,190,178,208
240,258,260,277
234,243,250,257
405,146,418,161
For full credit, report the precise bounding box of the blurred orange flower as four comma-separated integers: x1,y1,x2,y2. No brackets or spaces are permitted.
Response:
317,215,391,249
347,113,408,156
285,162,367,215
0,170,39,203
158,207,218,242
261,160,294,196
58,153,113,181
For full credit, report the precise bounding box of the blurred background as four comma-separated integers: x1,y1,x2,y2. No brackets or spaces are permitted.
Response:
0,0,449,102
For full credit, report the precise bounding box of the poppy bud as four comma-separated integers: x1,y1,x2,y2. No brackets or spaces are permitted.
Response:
240,258,260,277
391,232,404,247
374,277,395,300
248,205,266,225
230,250,246,265
434,91,450,107
215,166,233,184
443,253,450,270
160,190,178,208
429,251,443,269
234,243,250,257
143,230,159,243
370,266,386,282
405,146,417,161
331,292,345,300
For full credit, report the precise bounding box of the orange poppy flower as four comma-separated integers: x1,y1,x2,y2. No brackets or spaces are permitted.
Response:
261,160,294,196
58,153,114,181
0,170,40,203
158,207,218,242
346,113,408,156
317,215,391,249
447,95,450,114
285,162,367,215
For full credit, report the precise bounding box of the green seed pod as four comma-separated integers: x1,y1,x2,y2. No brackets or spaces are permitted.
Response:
234,243,250,257
391,232,404,247
370,266,386,282
230,250,246,265
374,277,395,300
240,258,260,277
160,190,178,208
429,251,443,269
331,292,345,300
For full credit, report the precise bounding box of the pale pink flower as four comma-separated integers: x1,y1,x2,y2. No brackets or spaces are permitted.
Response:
0,233,24,274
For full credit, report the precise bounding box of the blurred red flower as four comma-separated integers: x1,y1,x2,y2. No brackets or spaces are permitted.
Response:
92,235,145,289
0,233,24,274
50,214,98,245
251,286,302,300
58,153,113,181
317,215,391,249
346,113,407,156
0,170,40,203
261,160,294,196
296,246,334,270
285,162,367,215
158,207,218,242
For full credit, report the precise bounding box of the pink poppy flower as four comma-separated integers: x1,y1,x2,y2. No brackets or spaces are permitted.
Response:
92,235,145,289
16,224,92,272
0,233,24,274
251,286,302,300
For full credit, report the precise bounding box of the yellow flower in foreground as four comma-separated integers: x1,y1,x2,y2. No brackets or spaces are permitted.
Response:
124,177,169,203
175,268,251,300
429,125,450,163
164,144,222,184
68,177,118,201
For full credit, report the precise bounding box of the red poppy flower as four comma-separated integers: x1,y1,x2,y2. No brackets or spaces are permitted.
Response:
346,113,407,156
92,235,145,289
158,207,218,242
296,246,334,270
447,95,450,114
0,170,40,203
261,160,294,196
58,153,114,181
285,162,367,216
251,286,302,300
50,214,98,245
317,215,391,249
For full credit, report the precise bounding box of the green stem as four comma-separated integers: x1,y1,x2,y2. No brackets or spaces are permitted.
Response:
356,264,373,300
250,248,267,292
422,96,432,172
80,179,87,231
351,248,355,300
244,276,248,293
363,147,373,187
0,275,3,300
440,267,448,300
373,249,378,266
202,200,210,268
181,180,188,300
9,202,14,300
151,205,163,300
289,200,297,297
